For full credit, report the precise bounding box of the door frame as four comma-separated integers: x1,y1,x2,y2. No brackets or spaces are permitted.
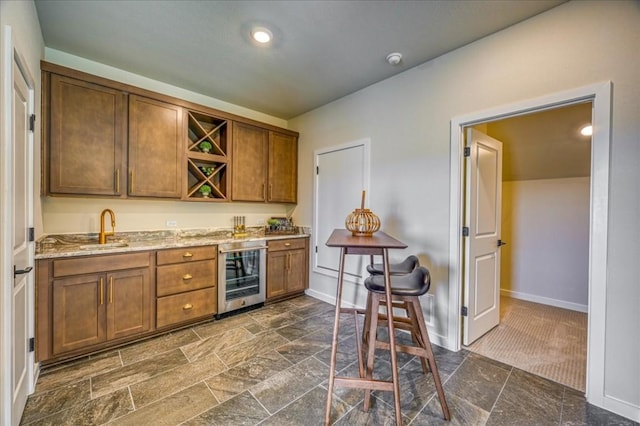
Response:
447,81,611,406
1,24,37,424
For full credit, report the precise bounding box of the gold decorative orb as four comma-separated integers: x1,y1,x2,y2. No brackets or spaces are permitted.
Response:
345,208,381,237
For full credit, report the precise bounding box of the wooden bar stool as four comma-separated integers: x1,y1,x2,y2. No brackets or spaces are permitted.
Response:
363,266,451,421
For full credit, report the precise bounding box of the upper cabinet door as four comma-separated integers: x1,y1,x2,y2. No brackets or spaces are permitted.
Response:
231,122,268,201
48,75,126,196
268,132,298,203
128,95,183,198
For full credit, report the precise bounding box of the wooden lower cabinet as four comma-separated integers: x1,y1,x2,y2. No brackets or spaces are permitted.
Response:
51,268,150,355
52,273,105,354
155,246,217,329
267,238,308,301
37,251,154,362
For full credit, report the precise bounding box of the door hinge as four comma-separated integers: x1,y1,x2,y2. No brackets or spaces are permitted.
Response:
461,306,468,317
315,245,318,253
462,226,469,237
29,114,36,132
316,166,319,175
464,146,470,157
28,337,35,353
28,227,35,242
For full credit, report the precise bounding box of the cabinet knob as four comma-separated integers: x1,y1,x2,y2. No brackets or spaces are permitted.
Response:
183,252,193,258
183,303,193,311
183,274,193,281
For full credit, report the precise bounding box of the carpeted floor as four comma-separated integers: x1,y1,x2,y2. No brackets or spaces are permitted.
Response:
465,296,587,391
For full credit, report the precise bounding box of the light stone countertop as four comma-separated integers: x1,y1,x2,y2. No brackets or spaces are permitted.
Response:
35,227,311,259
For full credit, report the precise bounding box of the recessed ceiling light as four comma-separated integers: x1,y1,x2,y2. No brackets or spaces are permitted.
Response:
251,28,272,44
580,125,593,136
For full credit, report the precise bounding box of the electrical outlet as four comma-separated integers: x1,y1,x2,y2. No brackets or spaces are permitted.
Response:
257,219,265,226
166,220,177,227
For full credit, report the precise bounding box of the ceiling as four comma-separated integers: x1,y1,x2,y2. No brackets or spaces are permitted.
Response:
35,0,565,120
483,102,592,181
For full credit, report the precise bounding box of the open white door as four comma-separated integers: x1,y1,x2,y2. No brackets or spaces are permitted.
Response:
463,129,503,346
1,26,34,425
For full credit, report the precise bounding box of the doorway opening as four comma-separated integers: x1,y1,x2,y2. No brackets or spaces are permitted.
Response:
447,81,611,405
461,102,592,391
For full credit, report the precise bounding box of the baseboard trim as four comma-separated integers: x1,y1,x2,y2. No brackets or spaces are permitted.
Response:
500,289,588,313
602,393,640,423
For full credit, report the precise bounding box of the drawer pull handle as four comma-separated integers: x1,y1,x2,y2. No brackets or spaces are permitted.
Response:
183,252,193,258
183,303,193,311
183,274,193,281
284,243,291,247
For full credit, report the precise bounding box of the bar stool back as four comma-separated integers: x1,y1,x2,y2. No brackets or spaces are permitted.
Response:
363,266,450,421
366,254,419,276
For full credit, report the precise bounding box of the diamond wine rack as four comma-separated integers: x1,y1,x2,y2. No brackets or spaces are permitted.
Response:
185,111,229,201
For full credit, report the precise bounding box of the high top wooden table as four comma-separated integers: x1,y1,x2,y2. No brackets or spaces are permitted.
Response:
324,229,407,426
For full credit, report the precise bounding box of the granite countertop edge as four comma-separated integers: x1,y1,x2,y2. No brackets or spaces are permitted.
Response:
35,227,311,260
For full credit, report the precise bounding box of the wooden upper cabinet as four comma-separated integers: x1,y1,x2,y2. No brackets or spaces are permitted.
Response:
268,132,297,203
128,95,183,198
42,63,298,203
48,74,126,196
231,122,268,201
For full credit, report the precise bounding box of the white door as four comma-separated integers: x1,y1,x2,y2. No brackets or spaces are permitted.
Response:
2,34,34,425
314,140,370,279
463,129,503,345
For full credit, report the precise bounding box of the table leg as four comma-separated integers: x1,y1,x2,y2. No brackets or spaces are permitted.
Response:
325,247,346,425
383,249,403,426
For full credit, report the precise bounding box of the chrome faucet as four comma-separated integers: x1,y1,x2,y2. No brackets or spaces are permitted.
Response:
99,209,116,244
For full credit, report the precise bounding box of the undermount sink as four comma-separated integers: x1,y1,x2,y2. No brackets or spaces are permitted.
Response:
79,242,128,250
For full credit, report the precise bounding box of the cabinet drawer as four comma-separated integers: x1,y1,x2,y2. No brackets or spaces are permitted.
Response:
268,238,307,252
53,252,151,277
156,246,216,265
157,287,216,328
157,260,216,297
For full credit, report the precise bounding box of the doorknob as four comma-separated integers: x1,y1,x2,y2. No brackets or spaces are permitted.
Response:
497,240,507,247
14,265,33,278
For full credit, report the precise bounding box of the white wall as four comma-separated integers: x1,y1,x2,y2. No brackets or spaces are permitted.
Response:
289,0,639,419
41,50,294,235
501,178,589,311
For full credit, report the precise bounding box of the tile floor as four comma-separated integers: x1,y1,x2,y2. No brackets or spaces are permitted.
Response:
21,295,636,425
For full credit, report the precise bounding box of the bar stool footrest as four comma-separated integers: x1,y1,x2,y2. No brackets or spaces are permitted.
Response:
334,377,395,392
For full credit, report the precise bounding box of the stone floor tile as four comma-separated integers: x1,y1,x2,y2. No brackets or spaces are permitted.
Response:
112,382,217,426
34,352,122,394
129,352,226,408
333,395,408,426
91,349,188,398
261,386,350,426
119,328,200,365
444,352,511,412
411,392,489,426
20,379,91,424
192,313,259,339
205,350,292,402
277,328,334,364
181,326,254,362
182,391,269,425
486,368,564,425
25,387,132,426
216,330,289,367
251,356,328,414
